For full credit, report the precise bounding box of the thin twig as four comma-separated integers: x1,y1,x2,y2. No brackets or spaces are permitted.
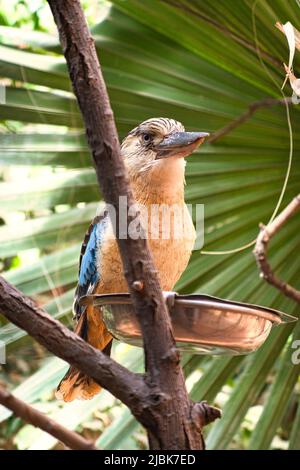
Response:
0,386,97,450
254,195,300,303
208,97,292,143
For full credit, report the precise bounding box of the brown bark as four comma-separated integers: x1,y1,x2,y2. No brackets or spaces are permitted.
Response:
254,195,300,303
0,276,148,415
0,275,220,448
0,0,221,450
208,98,292,144
45,0,212,449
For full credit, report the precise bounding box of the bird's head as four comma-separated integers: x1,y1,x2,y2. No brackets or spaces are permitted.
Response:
121,118,209,186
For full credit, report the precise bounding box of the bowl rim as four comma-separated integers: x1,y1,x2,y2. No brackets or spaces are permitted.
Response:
79,292,297,324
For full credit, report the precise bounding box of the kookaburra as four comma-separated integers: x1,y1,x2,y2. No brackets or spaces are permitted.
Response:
56,117,208,401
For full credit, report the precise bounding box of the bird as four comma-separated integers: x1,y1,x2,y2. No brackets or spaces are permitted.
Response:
56,117,209,401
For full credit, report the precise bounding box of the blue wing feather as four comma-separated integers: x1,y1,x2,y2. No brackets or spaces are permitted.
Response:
78,223,101,288
73,211,108,319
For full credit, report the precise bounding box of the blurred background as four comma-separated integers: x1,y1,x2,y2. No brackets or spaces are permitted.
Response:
0,0,299,450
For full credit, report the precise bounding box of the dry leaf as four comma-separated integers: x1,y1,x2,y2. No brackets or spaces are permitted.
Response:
276,22,300,52
284,63,300,98
283,22,296,73
276,21,300,99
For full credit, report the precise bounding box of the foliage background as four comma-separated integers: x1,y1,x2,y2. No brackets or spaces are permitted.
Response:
0,0,299,450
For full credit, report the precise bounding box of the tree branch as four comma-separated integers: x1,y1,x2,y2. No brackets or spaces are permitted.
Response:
0,386,97,450
45,0,212,449
0,274,220,447
208,98,292,144
0,0,223,451
0,276,148,416
253,195,300,303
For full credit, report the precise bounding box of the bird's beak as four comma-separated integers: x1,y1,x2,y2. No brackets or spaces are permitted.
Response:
156,131,209,159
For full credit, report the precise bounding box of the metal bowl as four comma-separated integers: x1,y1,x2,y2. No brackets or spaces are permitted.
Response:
80,292,297,355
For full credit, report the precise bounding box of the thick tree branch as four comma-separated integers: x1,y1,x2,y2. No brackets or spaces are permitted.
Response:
0,386,97,450
0,274,220,446
208,98,292,144
0,276,148,416
253,195,300,303
45,0,211,449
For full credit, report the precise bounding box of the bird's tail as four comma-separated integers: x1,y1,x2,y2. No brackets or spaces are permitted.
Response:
55,305,112,402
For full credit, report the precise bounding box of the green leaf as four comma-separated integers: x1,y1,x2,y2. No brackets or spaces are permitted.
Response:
289,396,300,450
0,0,299,450
248,321,300,449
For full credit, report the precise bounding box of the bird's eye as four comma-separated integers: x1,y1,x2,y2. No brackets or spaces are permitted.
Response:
142,133,151,143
